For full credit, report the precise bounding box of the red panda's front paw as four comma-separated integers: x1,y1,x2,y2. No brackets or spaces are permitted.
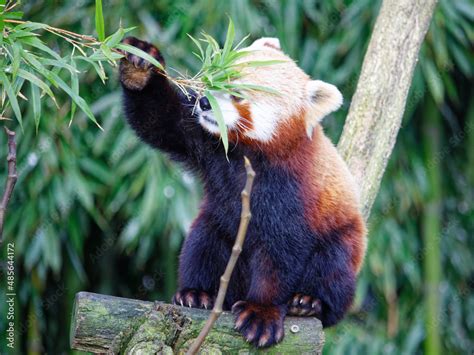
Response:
232,301,286,348
287,293,322,317
119,37,165,91
172,289,214,310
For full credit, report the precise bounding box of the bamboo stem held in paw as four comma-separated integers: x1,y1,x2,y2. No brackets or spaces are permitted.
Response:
0,127,18,246
187,156,255,355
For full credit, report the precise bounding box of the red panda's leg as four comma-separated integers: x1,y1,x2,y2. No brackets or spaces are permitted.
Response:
120,37,199,160
294,242,357,327
173,215,245,310
231,250,295,348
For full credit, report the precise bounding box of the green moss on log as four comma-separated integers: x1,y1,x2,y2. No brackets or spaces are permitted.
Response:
70,292,324,354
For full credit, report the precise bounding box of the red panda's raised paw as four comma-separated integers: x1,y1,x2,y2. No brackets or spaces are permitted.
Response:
172,289,214,310
119,37,165,91
287,293,322,317
232,301,285,348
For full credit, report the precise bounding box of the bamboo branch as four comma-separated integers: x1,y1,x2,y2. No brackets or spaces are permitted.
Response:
187,156,255,355
0,127,17,246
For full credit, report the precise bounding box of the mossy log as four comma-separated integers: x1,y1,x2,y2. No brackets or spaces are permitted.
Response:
70,292,324,354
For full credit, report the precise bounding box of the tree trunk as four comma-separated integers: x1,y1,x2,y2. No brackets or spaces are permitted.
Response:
337,0,437,219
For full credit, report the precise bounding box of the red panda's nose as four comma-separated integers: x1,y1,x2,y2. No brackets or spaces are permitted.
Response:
199,97,212,111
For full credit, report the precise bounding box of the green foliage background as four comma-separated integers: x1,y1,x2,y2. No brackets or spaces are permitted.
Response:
0,0,472,354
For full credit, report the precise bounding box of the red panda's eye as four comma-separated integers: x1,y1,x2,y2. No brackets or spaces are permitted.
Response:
231,93,244,103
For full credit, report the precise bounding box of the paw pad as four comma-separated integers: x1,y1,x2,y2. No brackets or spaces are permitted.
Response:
119,37,165,90
121,36,165,69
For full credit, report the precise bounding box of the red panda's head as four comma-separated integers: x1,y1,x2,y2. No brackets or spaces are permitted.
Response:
196,37,343,145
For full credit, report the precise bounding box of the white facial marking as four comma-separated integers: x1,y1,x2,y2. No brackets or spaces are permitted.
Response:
196,38,343,144
244,102,278,142
197,92,240,134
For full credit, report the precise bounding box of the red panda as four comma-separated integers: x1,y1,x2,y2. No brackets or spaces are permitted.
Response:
120,36,367,348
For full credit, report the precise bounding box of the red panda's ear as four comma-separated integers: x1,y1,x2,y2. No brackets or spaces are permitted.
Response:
249,37,281,50
305,80,343,138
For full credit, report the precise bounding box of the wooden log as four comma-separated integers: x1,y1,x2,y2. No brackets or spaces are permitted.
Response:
70,292,324,354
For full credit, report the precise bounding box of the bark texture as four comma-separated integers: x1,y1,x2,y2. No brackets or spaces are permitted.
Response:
70,292,324,354
337,0,437,219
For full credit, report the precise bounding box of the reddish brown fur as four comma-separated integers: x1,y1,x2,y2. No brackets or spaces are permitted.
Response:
248,253,280,303
239,111,366,273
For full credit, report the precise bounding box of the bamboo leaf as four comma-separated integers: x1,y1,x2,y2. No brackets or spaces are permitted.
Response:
48,71,102,129
116,43,164,71
17,68,56,102
205,90,228,154
187,34,204,60
104,27,125,48
69,59,79,125
0,71,23,128
21,36,62,60
221,17,235,62
74,56,107,83
95,0,105,41
30,81,41,133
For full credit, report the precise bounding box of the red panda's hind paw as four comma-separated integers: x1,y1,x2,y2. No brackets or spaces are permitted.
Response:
287,293,322,317
232,301,286,348
119,37,165,90
172,289,214,310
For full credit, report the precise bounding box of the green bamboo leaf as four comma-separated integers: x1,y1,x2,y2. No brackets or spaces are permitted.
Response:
4,11,23,20
69,59,79,125
0,71,23,128
233,34,250,51
17,68,56,103
11,42,21,78
205,90,228,154
99,43,116,63
87,50,122,62
21,36,62,60
116,43,164,71
20,50,57,85
39,58,79,73
187,34,204,60
104,27,125,48
95,0,105,41
16,21,49,32
7,28,40,40
221,17,235,63
421,60,444,105
74,56,107,83
0,0,5,37
48,71,102,129
236,59,288,68
30,81,41,133
225,83,280,95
